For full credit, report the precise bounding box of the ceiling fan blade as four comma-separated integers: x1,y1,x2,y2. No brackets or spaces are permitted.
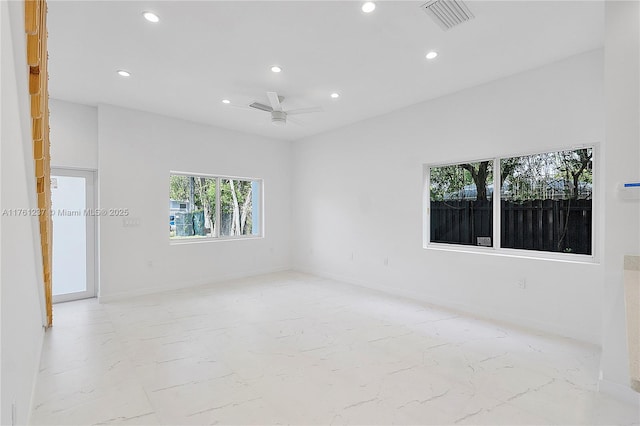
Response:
286,106,323,116
248,102,273,112
267,92,282,111
287,116,304,127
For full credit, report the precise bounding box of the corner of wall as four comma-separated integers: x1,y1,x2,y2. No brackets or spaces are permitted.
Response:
598,378,640,407
1,1,48,424
600,0,640,395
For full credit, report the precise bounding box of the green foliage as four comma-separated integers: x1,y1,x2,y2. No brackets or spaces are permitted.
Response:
430,165,471,201
220,179,254,235
170,175,255,237
220,180,233,214
169,175,189,202
430,148,592,202
220,179,252,214
193,177,216,226
501,148,592,201
430,161,492,201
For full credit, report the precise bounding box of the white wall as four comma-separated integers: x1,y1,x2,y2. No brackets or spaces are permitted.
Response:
600,0,640,402
1,2,47,424
292,50,605,344
49,99,98,170
0,1,3,417
97,105,292,300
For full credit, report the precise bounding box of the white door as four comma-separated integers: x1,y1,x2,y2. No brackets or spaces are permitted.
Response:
51,169,96,302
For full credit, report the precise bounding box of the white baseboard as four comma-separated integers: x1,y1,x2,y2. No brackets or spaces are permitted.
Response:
598,379,640,406
293,265,600,346
27,326,46,425
98,266,291,303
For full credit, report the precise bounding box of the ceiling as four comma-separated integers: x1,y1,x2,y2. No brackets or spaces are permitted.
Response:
47,1,604,142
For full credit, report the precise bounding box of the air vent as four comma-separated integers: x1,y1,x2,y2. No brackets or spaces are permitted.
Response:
420,0,474,31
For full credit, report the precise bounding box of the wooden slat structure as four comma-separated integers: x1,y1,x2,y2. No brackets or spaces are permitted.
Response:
25,0,53,327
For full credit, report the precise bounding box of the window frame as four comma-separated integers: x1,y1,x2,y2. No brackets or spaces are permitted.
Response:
423,144,598,263
169,171,264,244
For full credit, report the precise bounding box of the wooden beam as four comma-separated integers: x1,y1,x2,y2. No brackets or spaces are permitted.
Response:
25,0,53,327
32,117,42,141
31,93,42,118
33,139,43,159
29,67,40,95
27,34,40,66
34,159,44,178
24,0,38,35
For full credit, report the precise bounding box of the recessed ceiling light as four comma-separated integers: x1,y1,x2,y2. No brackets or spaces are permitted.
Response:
271,66,282,73
142,11,160,23
222,99,231,104
330,93,340,99
426,51,439,60
117,70,131,77
362,2,376,13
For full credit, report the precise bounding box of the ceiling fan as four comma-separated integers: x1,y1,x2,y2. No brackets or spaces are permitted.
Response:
241,92,323,126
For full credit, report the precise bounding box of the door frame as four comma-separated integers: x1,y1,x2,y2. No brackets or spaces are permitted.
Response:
51,168,97,303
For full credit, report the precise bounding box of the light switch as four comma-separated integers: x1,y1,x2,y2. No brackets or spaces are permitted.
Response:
123,217,141,227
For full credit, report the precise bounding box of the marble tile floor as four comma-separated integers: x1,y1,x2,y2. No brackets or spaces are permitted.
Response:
30,271,639,425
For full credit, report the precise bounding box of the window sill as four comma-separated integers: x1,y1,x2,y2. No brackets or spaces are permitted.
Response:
424,243,598,265
170,235,264,245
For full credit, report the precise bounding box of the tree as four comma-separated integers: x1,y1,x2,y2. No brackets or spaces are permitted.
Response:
430,148,592,203
430,165,473,201
220,179,254,236
171,176,256,237
500,150,593,201
170,175,216,236
430,162,493,201
557,148,592,199
193,177,216,234
169,175,189,201
500,157,520,188
459,161,491,201
228,179,241,235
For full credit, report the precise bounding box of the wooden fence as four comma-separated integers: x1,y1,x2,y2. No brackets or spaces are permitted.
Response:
430,199,592,255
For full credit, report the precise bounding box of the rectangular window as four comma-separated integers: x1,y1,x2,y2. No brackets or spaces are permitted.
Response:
500,148,592,255
426,147,593,257
169,173,261,240
429,161,493,246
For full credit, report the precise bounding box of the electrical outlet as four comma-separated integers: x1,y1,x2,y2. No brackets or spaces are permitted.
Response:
518,278,527,289
383,257,389,266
